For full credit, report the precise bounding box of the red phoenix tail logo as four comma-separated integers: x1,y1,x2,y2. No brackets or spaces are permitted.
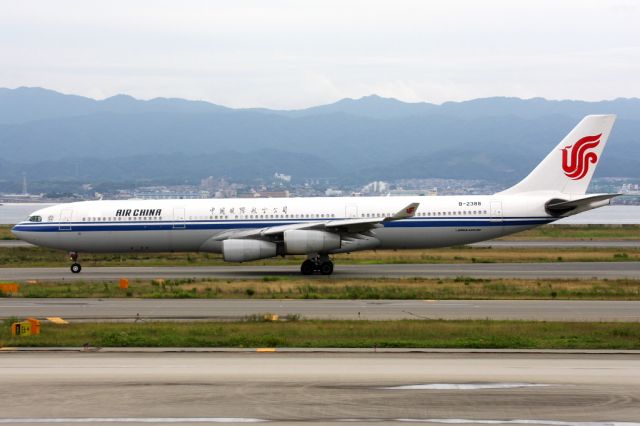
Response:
561,133,601,180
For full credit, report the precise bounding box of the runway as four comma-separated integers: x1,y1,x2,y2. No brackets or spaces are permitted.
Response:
2,261,640,281
0,352,638,425
1,298,639,321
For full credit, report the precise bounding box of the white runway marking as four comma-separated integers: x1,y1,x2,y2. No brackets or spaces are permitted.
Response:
398,420,640,426
0,419,267,424
381,383,553,390
1,419,637,425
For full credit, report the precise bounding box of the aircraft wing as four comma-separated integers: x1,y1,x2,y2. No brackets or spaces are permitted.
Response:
322,202,419,233
212,202,419,240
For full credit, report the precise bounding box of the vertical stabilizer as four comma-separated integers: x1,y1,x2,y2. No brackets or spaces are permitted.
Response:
500,115,616,195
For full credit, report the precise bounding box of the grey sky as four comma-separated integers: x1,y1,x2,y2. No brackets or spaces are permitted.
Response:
1,0,639,108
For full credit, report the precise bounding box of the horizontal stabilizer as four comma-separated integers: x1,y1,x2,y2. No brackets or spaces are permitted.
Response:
546,193,620,215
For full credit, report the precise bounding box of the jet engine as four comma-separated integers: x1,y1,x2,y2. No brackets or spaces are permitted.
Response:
284,230,341,254
222,239,277,262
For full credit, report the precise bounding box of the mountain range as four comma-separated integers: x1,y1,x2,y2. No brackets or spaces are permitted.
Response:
1,87,639,188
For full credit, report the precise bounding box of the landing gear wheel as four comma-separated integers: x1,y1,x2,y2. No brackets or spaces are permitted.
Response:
70,263,82,274
301,259,314,275
319,261,334,275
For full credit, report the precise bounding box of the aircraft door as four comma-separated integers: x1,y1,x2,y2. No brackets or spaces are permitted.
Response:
59,209,73,231
345,204,358,219
173,208,186,229
490,201,503,222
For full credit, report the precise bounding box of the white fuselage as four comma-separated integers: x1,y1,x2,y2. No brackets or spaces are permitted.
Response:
12,193,562,254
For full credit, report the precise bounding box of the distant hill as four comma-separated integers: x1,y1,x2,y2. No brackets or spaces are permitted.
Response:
281,94,640,121
0,87,638,185
0,87,231,125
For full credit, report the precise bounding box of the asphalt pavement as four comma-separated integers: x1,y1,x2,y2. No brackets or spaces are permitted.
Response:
2,261,640,281
1,298,639,321
0,352,638,425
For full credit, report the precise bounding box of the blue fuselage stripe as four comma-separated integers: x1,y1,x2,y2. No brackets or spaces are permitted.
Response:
13,217,554,233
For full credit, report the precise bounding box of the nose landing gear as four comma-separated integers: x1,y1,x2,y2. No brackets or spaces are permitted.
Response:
69,251,82,273
300,255,334,276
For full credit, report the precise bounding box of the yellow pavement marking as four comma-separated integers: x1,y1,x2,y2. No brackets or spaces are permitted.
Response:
256,348,277,353
46,317,69,324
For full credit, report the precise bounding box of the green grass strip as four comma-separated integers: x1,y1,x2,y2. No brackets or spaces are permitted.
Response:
2,320,639,349
5,277,640,300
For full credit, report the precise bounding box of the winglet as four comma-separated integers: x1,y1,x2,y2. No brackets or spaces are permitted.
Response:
387,202,419,221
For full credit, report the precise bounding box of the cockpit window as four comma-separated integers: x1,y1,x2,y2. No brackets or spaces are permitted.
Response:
28,215,43,222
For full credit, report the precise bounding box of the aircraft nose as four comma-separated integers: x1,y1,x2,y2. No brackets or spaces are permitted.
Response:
11,224,23,239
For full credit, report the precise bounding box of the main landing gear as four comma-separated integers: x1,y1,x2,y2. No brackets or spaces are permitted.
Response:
69,251,82,274
300,255,334,276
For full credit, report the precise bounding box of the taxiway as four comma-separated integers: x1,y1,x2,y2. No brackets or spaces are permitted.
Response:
2,261,640,281
0,352,638,425
1,298,638,321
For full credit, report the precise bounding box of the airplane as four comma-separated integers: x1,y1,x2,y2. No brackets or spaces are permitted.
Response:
12,114,617,275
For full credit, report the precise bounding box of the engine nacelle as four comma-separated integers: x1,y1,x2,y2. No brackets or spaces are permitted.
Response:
284,230,341,254
222,239,277,262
